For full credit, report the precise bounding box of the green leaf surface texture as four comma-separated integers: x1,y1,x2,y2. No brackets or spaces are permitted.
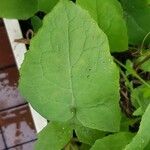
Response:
35,122,72,150
77,0,128,52
125,103,150,150
19,0,120,132
0,0,37,19
0,0,59,19
120,0,150,45
75,125,106,145
141,60,150,72
90,132,134,150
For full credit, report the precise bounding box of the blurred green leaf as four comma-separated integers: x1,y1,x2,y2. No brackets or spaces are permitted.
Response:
0,0,59,19
77,0,128,52
125,103,150,150
75,125,106,145
131,84,150,114
120,0,150,45
90,132,134,150
35,122,72,150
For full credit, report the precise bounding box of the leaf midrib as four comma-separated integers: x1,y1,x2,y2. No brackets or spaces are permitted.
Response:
65,7,76,112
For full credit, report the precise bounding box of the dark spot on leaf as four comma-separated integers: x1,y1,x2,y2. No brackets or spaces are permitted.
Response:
70,106,76,114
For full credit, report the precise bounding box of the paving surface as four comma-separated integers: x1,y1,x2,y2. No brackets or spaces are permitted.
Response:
0,19,36,150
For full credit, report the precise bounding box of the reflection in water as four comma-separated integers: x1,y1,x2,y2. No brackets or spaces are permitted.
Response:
0,105,36,147
0,72,25,110
0,73,36,148
0,23,36,149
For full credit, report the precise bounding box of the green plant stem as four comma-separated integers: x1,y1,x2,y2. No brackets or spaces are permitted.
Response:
113,57,127,69
119,68,133,91
133,73,150,88
135,52,150,69
140,32,150,53
113,57,150,88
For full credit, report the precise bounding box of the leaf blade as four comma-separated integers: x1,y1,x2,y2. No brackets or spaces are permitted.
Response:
75,125,106,145
19,0,120,132
0,0,58,19
120,0,150,45
35,122,72,150
77,0,128,52
125,103,150,150
90,132,134,150
0,0,37,19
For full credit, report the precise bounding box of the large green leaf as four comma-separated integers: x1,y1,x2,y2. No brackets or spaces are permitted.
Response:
19,0,120,132
35,122,72,150
90,132,134,150
0,0,58,19
38,0,59,13
120,0,150,45
77,0,128,52
0,0,37,19
125,103,150,150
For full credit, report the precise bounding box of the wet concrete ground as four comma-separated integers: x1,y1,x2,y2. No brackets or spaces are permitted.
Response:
0,19,36,150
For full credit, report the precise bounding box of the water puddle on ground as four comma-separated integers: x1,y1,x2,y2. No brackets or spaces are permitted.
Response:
0,104,36,147
0,70,25,110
